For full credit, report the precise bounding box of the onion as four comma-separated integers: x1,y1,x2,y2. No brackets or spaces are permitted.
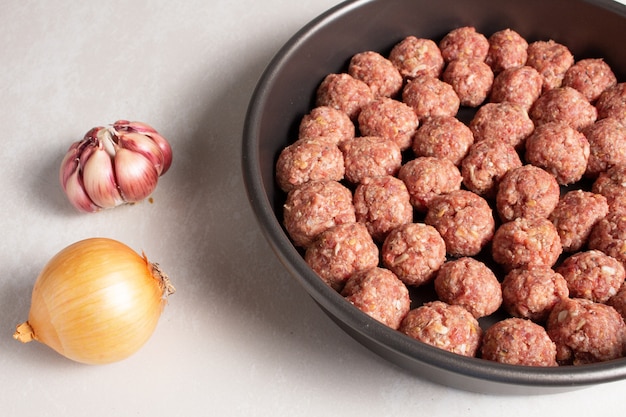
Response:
13,238,175,364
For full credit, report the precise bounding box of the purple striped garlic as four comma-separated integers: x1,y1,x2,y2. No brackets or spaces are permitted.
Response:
60,120,173,213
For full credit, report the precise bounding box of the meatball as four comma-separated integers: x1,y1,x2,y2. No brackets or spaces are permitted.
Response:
549,190,609,252
402,75,460,121
562,58,617,103
546,297,626,365
469,101,534,150
398,157,462,212
501,265,569,322
588,212,626,267
439,26,489,63
389,36,445,79
342,267,411,329
442,58,494,107
316,73,374,120
529,86,597,131
381,222,447,287
583,117,626,178
496,165,560,222
341,136,402,183
348,51,403,99
353,175,413,242
461,137,523,198
490,65,543,111
492,217,563,271
485,28,528,73
275,137,345,192
596,82,626,125
526,39,575,92
425,190,495,257
434,257,502,318
283,180,356,248
358,97,419,151
298,106,355,145
481,318,558,366
608,282,626,322
556,250,625,303
305,222,379,291
412,115,474,166
593,164,626,212
399,301,482,357
525,122,590,185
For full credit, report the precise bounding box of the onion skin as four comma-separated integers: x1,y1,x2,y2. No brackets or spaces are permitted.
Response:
14,238,175,365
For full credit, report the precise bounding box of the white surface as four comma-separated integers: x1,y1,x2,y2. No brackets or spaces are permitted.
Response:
1,0,626,415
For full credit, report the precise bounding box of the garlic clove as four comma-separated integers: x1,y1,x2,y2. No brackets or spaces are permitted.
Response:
113,120,172,174
82,146,124,209
63,169,101,212
114,148,159,202
59,143,80,188
117,132,167,176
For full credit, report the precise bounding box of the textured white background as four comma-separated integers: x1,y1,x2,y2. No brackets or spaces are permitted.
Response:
1,1,626,415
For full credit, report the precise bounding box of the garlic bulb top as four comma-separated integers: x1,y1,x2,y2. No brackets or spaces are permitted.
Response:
59,120,173,212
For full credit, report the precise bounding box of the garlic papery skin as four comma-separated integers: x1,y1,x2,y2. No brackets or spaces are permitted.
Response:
59,121,173,213
13,238,175,365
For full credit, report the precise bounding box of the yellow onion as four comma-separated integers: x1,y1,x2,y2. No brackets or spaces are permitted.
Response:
59,120,173,213
14,238,175,365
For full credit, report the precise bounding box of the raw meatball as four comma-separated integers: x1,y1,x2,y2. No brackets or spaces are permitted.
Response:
461,137,523,198
481,318,558,366
588,212,626,267
485,28,529,73
526,40,575,92
412,116,474,166
608,282,626,321
596,82,626,125
501,265,569,322
442,58,494,107
425,190,495,257
399,301,482,357
353,175,413,242
341,136,402,183
583,117,626,178
546,297,626,365
358,97,419,151
398,157,462,212
402,75,460,121
342,267,411,329
381,222,447,287
316,73,374,120
389,36,445,79
525,122,590,185
529,86,597,131
434,257,502,318
549,190,609,252
469,101,534,150
492,217,563,271
439,26,489,63
556,250,625,303
562,58,617,103
283,180,356,248
490,65,543,111
305,222,379,291
593,165,626,212
348,51,403,98
496,165,560,222
298,106,355,145
275,137,345,192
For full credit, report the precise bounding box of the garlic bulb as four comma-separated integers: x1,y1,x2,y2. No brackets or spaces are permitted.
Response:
14,238,175,365
59,120,173,212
